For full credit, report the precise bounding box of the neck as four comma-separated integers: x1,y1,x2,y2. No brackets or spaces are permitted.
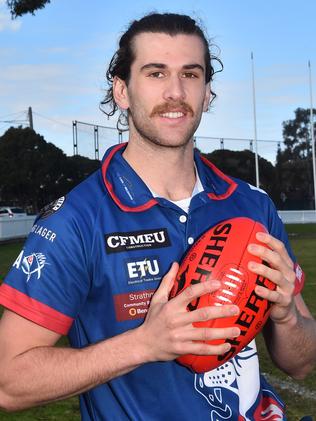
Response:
123,137,196,201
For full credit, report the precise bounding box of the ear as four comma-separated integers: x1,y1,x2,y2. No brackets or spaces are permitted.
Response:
203,83,211,112
113,76,129,110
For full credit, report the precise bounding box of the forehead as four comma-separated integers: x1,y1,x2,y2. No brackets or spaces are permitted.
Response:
131,32,206,69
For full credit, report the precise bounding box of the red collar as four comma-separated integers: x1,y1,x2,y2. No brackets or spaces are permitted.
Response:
101,143,237,212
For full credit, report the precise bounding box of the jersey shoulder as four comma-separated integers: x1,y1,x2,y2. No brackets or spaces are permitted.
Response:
36,168,106,227
232,176,268,198
232,176,274,210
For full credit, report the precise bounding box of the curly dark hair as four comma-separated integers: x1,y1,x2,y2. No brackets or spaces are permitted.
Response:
100,12,223,130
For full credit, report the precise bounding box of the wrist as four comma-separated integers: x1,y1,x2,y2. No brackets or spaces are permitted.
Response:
95,327,154,380
131,324,156,364
271,307,299,328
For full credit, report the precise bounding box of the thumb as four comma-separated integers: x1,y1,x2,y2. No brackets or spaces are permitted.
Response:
151,262,179,304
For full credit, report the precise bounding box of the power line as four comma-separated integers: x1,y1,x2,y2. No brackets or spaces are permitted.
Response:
0,111,27,120
0,119,28,124
0,122,28,131
33,111,70,128
0,109,29,132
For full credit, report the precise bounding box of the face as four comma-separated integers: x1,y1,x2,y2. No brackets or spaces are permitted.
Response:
114,32,211,148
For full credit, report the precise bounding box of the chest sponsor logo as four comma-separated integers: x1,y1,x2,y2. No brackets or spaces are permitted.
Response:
105,228,170,254
125,256,161,285
13,250,49,282
114,290,155,321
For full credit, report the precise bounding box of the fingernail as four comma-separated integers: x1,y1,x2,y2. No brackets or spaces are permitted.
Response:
255,285,265,294
248,261,256,270
256,232,265,240
223,343,231,352
230,305,240,315
210,280,221,288
233,328,240,337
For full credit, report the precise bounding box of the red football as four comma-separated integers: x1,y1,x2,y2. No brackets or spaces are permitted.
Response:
169,217,276,373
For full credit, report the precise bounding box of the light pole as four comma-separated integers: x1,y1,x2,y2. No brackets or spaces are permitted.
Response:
251,52,259,188
308,61,316,211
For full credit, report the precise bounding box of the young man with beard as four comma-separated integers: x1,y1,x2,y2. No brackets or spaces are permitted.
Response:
0,12,315,421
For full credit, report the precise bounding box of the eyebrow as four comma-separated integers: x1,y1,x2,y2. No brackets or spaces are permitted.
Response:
140,63,205,72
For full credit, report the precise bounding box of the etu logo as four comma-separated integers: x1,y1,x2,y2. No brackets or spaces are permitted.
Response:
126,257,160,282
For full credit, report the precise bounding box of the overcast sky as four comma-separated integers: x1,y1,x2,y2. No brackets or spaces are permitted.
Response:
1,0,315,163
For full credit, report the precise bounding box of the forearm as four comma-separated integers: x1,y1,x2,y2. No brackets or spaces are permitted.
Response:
263,308,316,379
0,271,241,413
0,328,146,412
247,233,316,379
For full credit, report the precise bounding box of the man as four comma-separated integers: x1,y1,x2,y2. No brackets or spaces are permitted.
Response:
0,12,315,420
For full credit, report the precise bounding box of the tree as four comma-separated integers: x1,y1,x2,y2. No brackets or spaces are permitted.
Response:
281,107,316,161
202,149,279,204
59,155,100,194
0,126,66,212
6,0,51,18
276,108,316,209
0,127,99,213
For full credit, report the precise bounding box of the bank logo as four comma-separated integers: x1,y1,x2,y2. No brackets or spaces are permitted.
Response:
13,250,48,282
105,228,170,254
125,257,161,284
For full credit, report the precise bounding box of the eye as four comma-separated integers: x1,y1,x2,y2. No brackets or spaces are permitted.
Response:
182,72,198,79
149,71,164,78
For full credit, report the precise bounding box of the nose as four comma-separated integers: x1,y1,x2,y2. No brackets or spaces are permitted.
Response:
162,74,186,102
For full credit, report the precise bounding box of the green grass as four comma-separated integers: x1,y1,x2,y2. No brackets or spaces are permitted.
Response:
256,223,316,420
0,241,24,280
0,225,315,419
0,398,80,421
0,242,80,420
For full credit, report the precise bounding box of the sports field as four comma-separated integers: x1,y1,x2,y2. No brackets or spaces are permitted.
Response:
0,224,315,420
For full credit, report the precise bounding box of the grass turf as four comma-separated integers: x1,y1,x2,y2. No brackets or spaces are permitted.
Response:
0,224,315,419
255,223,316,419
0,241,80,420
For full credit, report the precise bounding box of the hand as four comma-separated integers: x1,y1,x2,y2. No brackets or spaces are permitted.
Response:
247,232,297,325
138,262,240,363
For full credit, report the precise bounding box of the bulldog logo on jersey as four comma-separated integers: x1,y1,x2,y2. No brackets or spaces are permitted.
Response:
13,250,48,282
194,341,285,420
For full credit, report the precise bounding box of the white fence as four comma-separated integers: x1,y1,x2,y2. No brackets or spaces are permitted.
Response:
0,216,36,241
0,211,315,242
278,210,316,224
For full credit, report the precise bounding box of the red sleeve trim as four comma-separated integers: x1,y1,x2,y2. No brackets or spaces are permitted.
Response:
0,284,74,335
293,263,305,295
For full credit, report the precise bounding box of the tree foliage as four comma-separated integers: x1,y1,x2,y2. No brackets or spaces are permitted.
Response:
202,149,279,202
0,127,99,213
276,108,316,209
6,0,51,18
281,107,316,161
1,107,314,214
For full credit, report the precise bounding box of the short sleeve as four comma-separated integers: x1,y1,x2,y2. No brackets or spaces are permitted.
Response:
0,197,90,335
266,198,305,295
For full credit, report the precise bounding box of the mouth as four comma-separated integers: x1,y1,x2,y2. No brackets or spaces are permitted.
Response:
159,111,185,119
151,102,194,119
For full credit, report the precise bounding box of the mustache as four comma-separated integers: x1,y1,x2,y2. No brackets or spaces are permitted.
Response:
150,101,194,117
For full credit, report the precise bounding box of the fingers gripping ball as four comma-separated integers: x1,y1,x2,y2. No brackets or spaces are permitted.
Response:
169,217,276,373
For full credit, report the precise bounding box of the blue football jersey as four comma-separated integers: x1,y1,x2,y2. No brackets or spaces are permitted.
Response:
0,143,302,420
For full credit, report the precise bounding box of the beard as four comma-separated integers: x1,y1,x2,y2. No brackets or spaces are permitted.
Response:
127,99,204,149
